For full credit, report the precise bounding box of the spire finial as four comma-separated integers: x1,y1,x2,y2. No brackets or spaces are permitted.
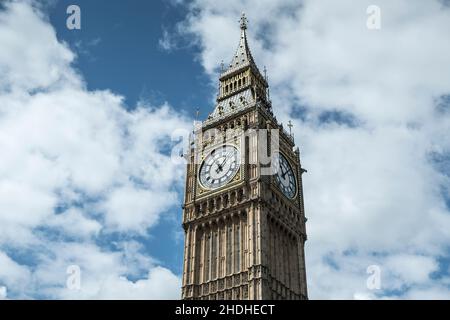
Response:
195,108,200,120
240,12,248,30
288,120,293,136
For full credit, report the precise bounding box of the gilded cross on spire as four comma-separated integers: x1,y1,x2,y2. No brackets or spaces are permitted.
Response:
240,12,248,30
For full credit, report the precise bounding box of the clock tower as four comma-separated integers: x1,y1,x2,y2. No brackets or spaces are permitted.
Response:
181,13,308,300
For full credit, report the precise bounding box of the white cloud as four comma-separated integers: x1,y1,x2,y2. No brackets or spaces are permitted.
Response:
159,29,177,51
176,0,450,299
1,0,449,300
384,254,438,285
0,1,190,299
0,1,80,91
405,286,450,300
0,286,7,299
101,184,176,233
0,252,31,296
30,242,180,299
46,208,102,239
94,267,181,300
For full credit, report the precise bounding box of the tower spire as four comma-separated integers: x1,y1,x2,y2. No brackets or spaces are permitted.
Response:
223,13,256,74
221,12,259,76
239,12,248,30
208,13,269,122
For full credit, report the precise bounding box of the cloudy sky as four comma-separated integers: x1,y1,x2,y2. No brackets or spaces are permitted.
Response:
0,0,449,299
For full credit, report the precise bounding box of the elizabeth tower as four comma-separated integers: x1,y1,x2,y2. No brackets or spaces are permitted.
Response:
181,14,308,300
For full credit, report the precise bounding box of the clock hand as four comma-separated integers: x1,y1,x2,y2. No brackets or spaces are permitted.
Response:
220,151,233,167
212,150,228,168
216,151,233,173
211,157,220,170
279,164,287,179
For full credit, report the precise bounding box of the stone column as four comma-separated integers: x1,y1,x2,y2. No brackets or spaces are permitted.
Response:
298,236,308,299
283,231,288,288
243,214,247,270
208,227,212,282
224,219,229,277
217,222,222,279
247,203,255,299
231,216,235,275
271,222,276,287
182,227,190,288
257,205,271,299
200,229,205,284
191,226,198,286
277,226,281,287
294,238,300,295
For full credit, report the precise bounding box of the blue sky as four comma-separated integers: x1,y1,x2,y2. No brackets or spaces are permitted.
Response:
1,0,450,300
46,0,218,278
48,0,212,113
31,0,210,281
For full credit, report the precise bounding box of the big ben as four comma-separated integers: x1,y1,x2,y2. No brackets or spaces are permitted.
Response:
181,13,308,300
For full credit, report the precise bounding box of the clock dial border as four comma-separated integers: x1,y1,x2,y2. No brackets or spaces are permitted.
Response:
198,144,241,191
273,151,298,200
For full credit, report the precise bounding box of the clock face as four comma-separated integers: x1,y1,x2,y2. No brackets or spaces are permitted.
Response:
199,145,240,189
273,153,297,199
